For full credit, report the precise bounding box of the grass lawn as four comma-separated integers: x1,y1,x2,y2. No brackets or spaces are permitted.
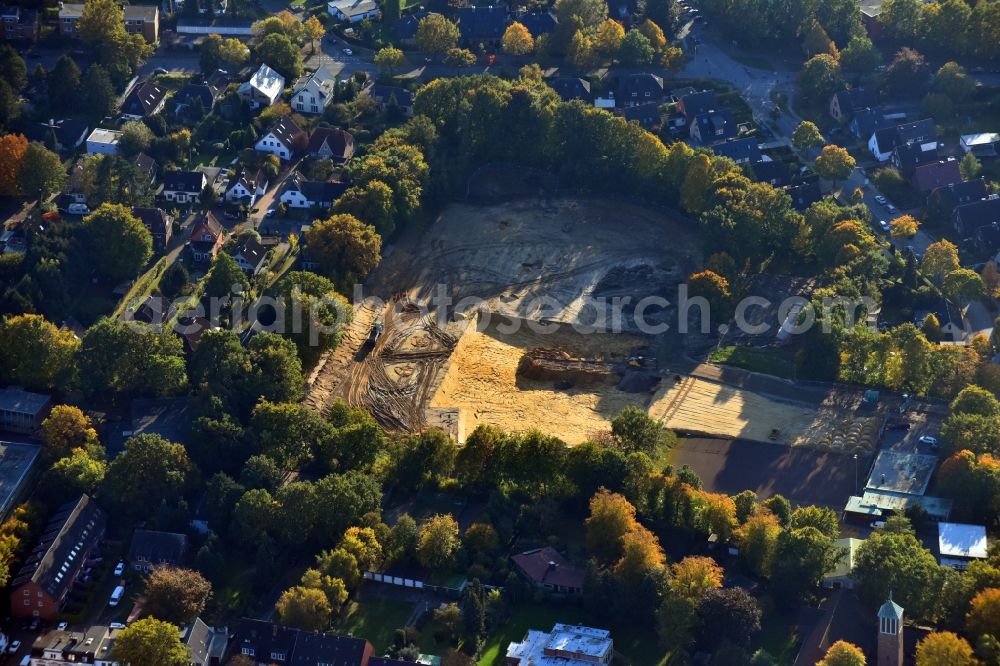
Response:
478,603,670,666
754,595,800,665
709,345,796,379
336,597,415,653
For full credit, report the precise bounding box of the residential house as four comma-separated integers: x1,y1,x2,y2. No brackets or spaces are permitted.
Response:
162,170,208,205
676,90,717,124
307,127,355,164
85,129,121,156
121,80,169,120
507,624,613,666
130,295,171,326
225,168,268,205
617,73,664,107
393,10,428,45
233,236,269,276
607,0,637,20
238,619,374,665
176,315,214,354
183,618,229,666
369,84,414,116
188,212,225,263
511,546,585,595
291,67,337,115
829,88,877,123
868,118,935,162
456,6,507,46
891,139,939,176
0,5,39,41
0,385,52,434
0,442,41,521
914,299,969,343
622,102,661,130
520,10,557,34
279,175,347,209
785,181,823,211
127,529,188,573
327,0,379,22
928,178,988,222
822,537,864,589
713,137,762,164
960,132,1000,158
57,3,85,36
123,4,159,42
131,207,172,251
23,118,89,153
849,107,894,140
690,109,736,145
751,160,792,187
31,625,117,664
238,64,285,109
175,79,225,116
131,152,159,186
974,221,1000,254
255,116,307,161
912,159,961,193
10,495,106,620
547,77,591,102
954,195,1000,236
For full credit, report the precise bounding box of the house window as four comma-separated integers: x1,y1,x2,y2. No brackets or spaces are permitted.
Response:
296,103,303,111
270,651,285,660
23,599,30,605
241,648,255,656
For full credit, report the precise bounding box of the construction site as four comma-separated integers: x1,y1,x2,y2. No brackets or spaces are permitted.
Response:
306,197,881,453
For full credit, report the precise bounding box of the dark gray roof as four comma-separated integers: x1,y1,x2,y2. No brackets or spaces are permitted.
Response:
307,127,354,158
163,170,205,193
132,207,170,236
22,118,90,149
678,90,717,118
370,84,414,107
547,77,591,101
751,160,791,186
833,88,877,115
712,137,762,163
131,153,158,181
393,10,428,38
0,386,51,416
176,82,222,110
300,179,348,202
13,495,106,603
785,182,823,210
956,196,1000,231
896,118,935,143
123,4,157,20
694,109,736,143
623,102,661,128
289,631,370,665
183,618,228,666
930,178,988,212
235,236,267,267
122,80,168,117
456,5,507,40
519,11,556,34
127,529,188,566
618,73,664,101
268,116,306,149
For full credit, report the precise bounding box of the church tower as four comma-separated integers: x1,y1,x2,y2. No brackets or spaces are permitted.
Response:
877,592,904,666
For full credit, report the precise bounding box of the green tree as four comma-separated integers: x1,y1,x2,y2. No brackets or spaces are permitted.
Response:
814,145,856,185
49,447,106,495
840,35,881,74
112,619,189,666
257,33,303,80
697,587,762,648
0,43,27,91
944,268,984,303
594,18,625,57
105,434,197,509
203,253,250,300
41,405,100,461
333,180,396,235
555,0,607,29
384,0,402,22
276,586,331,631
416,14,460,54
916,632,976,666
0,314,78,390
374,45,406,75
585,488,639,562
303,15,325,53
81,203,153,281
798,54,843,105
950,385,1000,417
303,214,381,289
772,526,838,606
416,513,460,570
18,142,66,201
119,120,155,156
79,64,117,118
611,406,676,454
881,47,928,97
502,22,535,55
618,29,655,65
921,239,960,283
76,318,186,397
790,505,840,539
47,56,82,108
932,61,975,101
817,641,866,666
959,152,981,180
144,567,212,624
853,531,942,620
792,121,825,150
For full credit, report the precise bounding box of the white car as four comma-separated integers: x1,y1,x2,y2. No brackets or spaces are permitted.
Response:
879,220,890,232
919,435,938,445
874,194,887,205
8,640,20,653
110,622,126,630
57,621,69,630
886,203,896,212
114,561,125,576
342,48,353,56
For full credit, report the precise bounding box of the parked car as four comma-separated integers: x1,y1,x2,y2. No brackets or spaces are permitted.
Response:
342,48,353,56
29,619,39,631
8,640,20,653
919,435,938,446
110,622,126,630
879,220,890,232
874,194,887,205
114,561,125,576
57,621,69,630
870,520,886,529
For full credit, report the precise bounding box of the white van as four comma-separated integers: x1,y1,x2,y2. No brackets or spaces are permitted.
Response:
109,585,125,607
67,203,90,215
20,655,31,666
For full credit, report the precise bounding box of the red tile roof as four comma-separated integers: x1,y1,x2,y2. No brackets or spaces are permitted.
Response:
511,546,585,591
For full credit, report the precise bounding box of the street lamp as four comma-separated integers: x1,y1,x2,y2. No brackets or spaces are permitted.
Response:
853,453,859,495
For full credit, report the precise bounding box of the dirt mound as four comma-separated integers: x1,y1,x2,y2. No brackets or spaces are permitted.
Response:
517,348,620,385
594,264,656,295
616,369,662,393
